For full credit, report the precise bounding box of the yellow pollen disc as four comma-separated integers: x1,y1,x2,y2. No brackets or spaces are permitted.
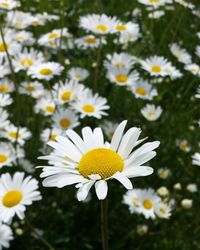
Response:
148,112,155,117
15,36,24,41
0,85,9,93
0,43,8,52
115,74,128,83
115,63,125,68
61,91,71,101
20,58,33,66
48,33,59,39
8,131,20,139
25,85,35,92
50,134,57,141
143,199,153,209
136,87,147,96
45,105,55,113
149,0,160,2
84,37,97,44
116,24,127,31
59,118,71,128
96,24,108,32
3,190,23,208
39,68,53,75
151,65,161,73
82,104,95,113
0,154,8,163
78,148,124,179
1,2,9,8
159,171,167,178
180,143,187,150
32,20,39,25
132,198,139,206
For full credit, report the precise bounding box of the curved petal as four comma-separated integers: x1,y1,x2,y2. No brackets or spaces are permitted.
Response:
112,172,133,190
110,120,127,151
95,180,108,200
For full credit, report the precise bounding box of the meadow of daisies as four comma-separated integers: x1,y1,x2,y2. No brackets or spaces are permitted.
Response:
0,0,200,249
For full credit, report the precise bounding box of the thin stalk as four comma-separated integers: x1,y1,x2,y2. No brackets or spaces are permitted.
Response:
101,198,109,250
26,219,56,250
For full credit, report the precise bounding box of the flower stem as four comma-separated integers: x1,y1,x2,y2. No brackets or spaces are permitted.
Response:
26,218,56,250
101,198,109,250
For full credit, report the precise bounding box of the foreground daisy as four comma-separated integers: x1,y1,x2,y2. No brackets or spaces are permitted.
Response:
0,172,42,223
0,222,13,249
38,120,160,201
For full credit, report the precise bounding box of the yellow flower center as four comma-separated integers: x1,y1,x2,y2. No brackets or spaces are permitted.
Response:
0,42,8,52
136,87,147,96
115,74,128,83
20,58,33,67
148,112,155,117
3,190,23,208
25,85,35,92
15,35,24,41
143,199,153,209
1,2,9,8
132,197,139,206
45,105,55,113
159,171,167,178
59,118,71,128
82,104,95,113
151,65,161,73
149,0,160,2
0,85,9,93
0,154,7,163
31,20,39,25
116,24,127,31
39,68,52,75
84,37,97,44
50,134,57,141
96,25,108,32
8,131,21,139
48,33,59,39
61,91,71,101
78,148,124,179
180,143,187,150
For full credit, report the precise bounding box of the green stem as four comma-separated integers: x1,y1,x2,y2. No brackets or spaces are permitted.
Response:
101,198,109,250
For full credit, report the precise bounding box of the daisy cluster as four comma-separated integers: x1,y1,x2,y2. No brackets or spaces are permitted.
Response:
0,0,199,249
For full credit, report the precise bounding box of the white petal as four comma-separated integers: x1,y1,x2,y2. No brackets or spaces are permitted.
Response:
95,180,108,200
112,172,133,189
123,166,153,178
66,129,87,154
110,120,127,151
77,181,94,201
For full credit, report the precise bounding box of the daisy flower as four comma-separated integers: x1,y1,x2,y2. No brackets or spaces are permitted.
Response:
140,56,172,77
34,94,56,116
157,167,171,179
41,127,63,143
118,29,140,44
148,10,165,19
6,11,32,29
68,67,89,82
18,159,35,174
130,80,157,100
101,120,119,140
176,139,191,152
104,52,135,70
0,0,19,10
0,172,41,223
0,142,16,168
115,21,139,35
0,61,10,78
75,35,106,49
0,108,10,129
169,43,192,64
141,104,163,121
137,0,172,8
14,30,35,45
38,28,70,45
28,62,64,80
3,124,31,145
52,109,80,130
38,120,160,201
192,153,200,166
0,93,13,107
0,222,13,249
79,14,118,35
19,81,44,97
70,90,109,119
106,67,139,86
184,64,200,76
154,202,172,219
0,78,14,94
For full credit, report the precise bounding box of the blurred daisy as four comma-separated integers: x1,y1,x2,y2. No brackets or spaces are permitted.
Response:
101,120,119,140
104,52,135,70
186,184,197,193
41,127,63,143
148,10,165,19
192,153,200,166
68,67,89,82
138,0,172,7
0,222,13,249
0,0,19,10
18,159,35,174
19,81,44,97
6,11,32,29
71,90,109,119
140,56,172,77
157,168,170,179
107,67,139,86
176,139,191,152
28,62,64,80
0,79,14,94
52,109,80,130
0,142,16,168
130,80,157,100
79,14,118,35
136,225,148,235
14,30,35,45
38,120,159,201
75,35,106,49
184,64,200,76
0,108,9,129
0,61,10,78
38,28,70,45
118,29,140,44
3,124,31,145
155,202,172,219
115,21,139,35
141,104,163,121
0,172,41,223
169,43,192,64
35,95,56,116
196,46,200,58
0,92,12,108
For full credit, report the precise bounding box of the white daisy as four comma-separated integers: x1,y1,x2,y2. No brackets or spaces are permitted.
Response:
38,120,160,201
104,52,135,70
130,80,157,100
138,0,172,8
154,202,172,219
75,35,106,49
68,67,89,82
192,153,200,166
0,142,16,168
101,120,119,140
169,43,192,64
141,104,163,121
0,78,14,94
184,64,200,76
28,62,64,80
14,30,35,45
157,167,171,179
34,94,56,116
0,172,41,223
18,159,35,174
0,222,13,250
0,93,12,107
0,0,19,10
176,139,191,152
19,81,44,97
0,108,10,129
41,127,63,143
38,28,70,45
